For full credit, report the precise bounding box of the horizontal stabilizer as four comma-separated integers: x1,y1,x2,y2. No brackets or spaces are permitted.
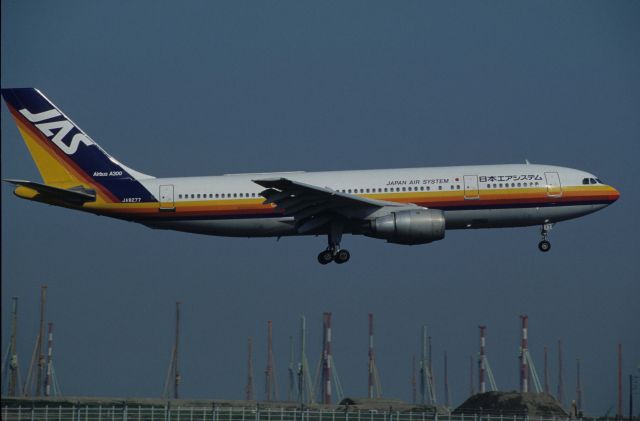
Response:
4,179,96,204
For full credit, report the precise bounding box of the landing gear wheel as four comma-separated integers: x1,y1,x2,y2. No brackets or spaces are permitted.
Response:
334,249,351,264
538,240,551,252
318,250,334,265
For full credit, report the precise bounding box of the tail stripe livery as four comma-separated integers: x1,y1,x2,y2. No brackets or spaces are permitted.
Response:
1,88,156,203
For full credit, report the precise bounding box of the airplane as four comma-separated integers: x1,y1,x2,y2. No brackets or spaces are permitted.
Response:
1,88,620,264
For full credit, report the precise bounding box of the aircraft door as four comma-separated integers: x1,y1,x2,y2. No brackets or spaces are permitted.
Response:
544,172,563,198
159,184,175,210
463,175,480,199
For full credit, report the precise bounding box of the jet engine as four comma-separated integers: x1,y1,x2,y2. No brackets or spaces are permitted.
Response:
367,209,445,245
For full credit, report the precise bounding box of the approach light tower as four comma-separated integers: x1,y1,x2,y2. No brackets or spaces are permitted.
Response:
367,313,382,398
519,315,529,393
319,312,343,404
265,320,278,401
478,326,498,393
3,297,21,396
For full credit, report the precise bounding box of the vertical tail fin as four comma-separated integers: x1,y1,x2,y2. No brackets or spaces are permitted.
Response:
1,88,155,203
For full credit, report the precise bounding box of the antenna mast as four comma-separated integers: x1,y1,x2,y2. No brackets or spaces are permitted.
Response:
544,346,550,394
367,313,382,398
265,320,278,401
298,315,314,404
444,351,451,407
557,339,565,407
519,315,529,393
245,338,255,400
318,312,343,404
288,336,295,401
24,285,47,397
162,301,181,399
576,358,582,413
2,297,21,396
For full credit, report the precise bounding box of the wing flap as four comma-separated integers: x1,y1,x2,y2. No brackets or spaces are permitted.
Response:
253,177,408,232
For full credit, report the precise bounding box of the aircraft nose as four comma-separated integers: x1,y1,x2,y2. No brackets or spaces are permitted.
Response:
608,186,620,203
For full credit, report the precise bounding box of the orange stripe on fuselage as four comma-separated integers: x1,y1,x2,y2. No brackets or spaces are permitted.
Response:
86,186,617,220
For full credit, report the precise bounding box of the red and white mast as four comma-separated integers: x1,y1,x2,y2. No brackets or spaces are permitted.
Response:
520,315,529,393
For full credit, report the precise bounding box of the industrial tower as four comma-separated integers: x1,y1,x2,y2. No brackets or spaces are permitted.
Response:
419,325,437,404
297,315,314,404
245,338,255,400
1,297,21,396
519,315,542,393
557,339,565,406
24,285,47,397
544,346,550,394
318,312,343,404
367,313,382,398
288,336,295,401
43,322,61,396
576,358,582,413
443,351,451,407
162,301,181,399
478,326,498,392
264,320,278,401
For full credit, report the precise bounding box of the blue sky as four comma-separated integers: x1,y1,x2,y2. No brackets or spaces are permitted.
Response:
2,0,639,414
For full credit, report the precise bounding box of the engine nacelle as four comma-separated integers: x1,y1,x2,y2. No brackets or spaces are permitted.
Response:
367,209,445,245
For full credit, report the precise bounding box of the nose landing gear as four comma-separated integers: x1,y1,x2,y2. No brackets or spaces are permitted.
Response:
538,223,553,252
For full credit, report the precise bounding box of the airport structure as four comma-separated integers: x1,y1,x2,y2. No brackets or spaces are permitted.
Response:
162,301,181,400
2,298,622,421
265,320,277,401
297,315,314,404
478,326,497,393
245,338,255,401
367,313,382,399
419,325,437,405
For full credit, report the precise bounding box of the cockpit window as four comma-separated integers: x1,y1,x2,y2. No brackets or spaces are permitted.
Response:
596,178,603,184
582,178,589,185
590,178,597,184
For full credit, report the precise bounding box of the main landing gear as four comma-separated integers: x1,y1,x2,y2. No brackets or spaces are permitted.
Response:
538,223,553,252
317,220,351,265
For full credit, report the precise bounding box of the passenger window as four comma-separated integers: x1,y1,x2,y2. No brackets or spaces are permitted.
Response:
457,185,460,190
517,183,521,187
191,194,195,199
427,186,431,191
178,194,182,199
215,194,219,198
384,188,388,192
396,188,400,192
420,186,424,191
438,186,442,190
511,183,515,187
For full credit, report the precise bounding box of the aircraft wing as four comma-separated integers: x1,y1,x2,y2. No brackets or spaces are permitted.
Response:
253,177,408,233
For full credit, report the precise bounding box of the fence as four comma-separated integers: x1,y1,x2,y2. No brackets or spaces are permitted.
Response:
0,405,607,421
